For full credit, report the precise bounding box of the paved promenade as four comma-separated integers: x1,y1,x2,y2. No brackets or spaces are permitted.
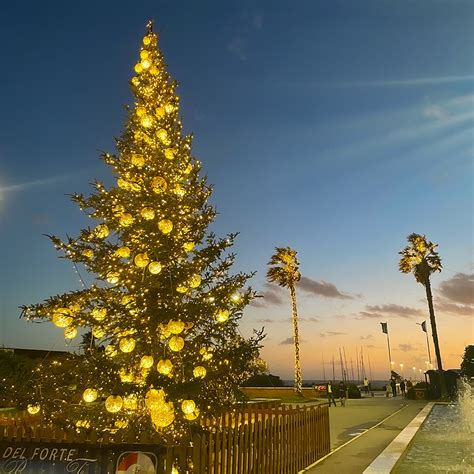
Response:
301,396,428,473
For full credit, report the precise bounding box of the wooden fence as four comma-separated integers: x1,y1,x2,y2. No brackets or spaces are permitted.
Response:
0,404,330,473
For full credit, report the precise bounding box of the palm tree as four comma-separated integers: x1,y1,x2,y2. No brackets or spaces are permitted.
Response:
399,233,446,397
267,247,303,395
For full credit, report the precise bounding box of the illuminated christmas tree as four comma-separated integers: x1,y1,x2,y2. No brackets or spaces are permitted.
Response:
21,21,263,442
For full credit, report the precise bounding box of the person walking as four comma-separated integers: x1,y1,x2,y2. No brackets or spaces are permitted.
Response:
400,379,406,396
327,381,337,407
363,377,370,395
338,380,347,407
390,378,397,397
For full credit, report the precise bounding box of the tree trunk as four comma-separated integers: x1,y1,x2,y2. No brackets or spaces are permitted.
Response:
289,284,302,395
425,277,447,398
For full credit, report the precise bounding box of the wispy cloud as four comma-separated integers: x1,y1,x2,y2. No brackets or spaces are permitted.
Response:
299,276,354,300
438,273,473,306
280,336,306,345
320,331,347,338
328,75,474,88
399,343,414,352
358,304,423,319
250,283,286,308
0,175,73,197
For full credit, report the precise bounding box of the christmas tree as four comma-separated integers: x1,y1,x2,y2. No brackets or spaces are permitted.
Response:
21,21,263,442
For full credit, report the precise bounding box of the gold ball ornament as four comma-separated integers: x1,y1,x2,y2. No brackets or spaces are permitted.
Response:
140,115,153,128
181,399,196,415
91,307,107,321
151,176,167,193
123,394,138,411
134,252,150,268
173,184,185,198
168,320,185,334
115,246,131,258
176,284,188,294
119,337,136,353
164,103,175,114
121,295,135,306
105,395,123,413
27,404,41,415
183,242,195,252
119,213,134,227
95,224,109,239
119,369,134,383
150,65,159,75
106,272,120,284
157,359,173,375
83,388,98,403
155,106,165,118
131,77,139,86
141,59,151,69
115,419,129,429
117,178,130,190
92,327,105,339
148,261,162,274
158,219,173,234
156,129,168,142
130,153,145,167
141,207,155,220
216,309,230,323
140,355,154,369
164,148,175,160
169,336,185,352
193,366,207,379
134,63,143,74
188,274,201,289
140,50,149,60
145,388,165,409
184,408,200,421
143,34,153,46
64,327,78,340
82,248,94,259
52,309,73,328
136,106,146,117
105,345,118,358
151,410,175,429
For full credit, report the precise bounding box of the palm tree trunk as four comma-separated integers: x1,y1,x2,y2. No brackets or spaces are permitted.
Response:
425,277,447,397
289,284,302,395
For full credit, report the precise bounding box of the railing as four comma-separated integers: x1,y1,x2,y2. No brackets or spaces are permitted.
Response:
0,404,330,473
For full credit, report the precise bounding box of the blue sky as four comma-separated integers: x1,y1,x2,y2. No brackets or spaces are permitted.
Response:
0,0,472,380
